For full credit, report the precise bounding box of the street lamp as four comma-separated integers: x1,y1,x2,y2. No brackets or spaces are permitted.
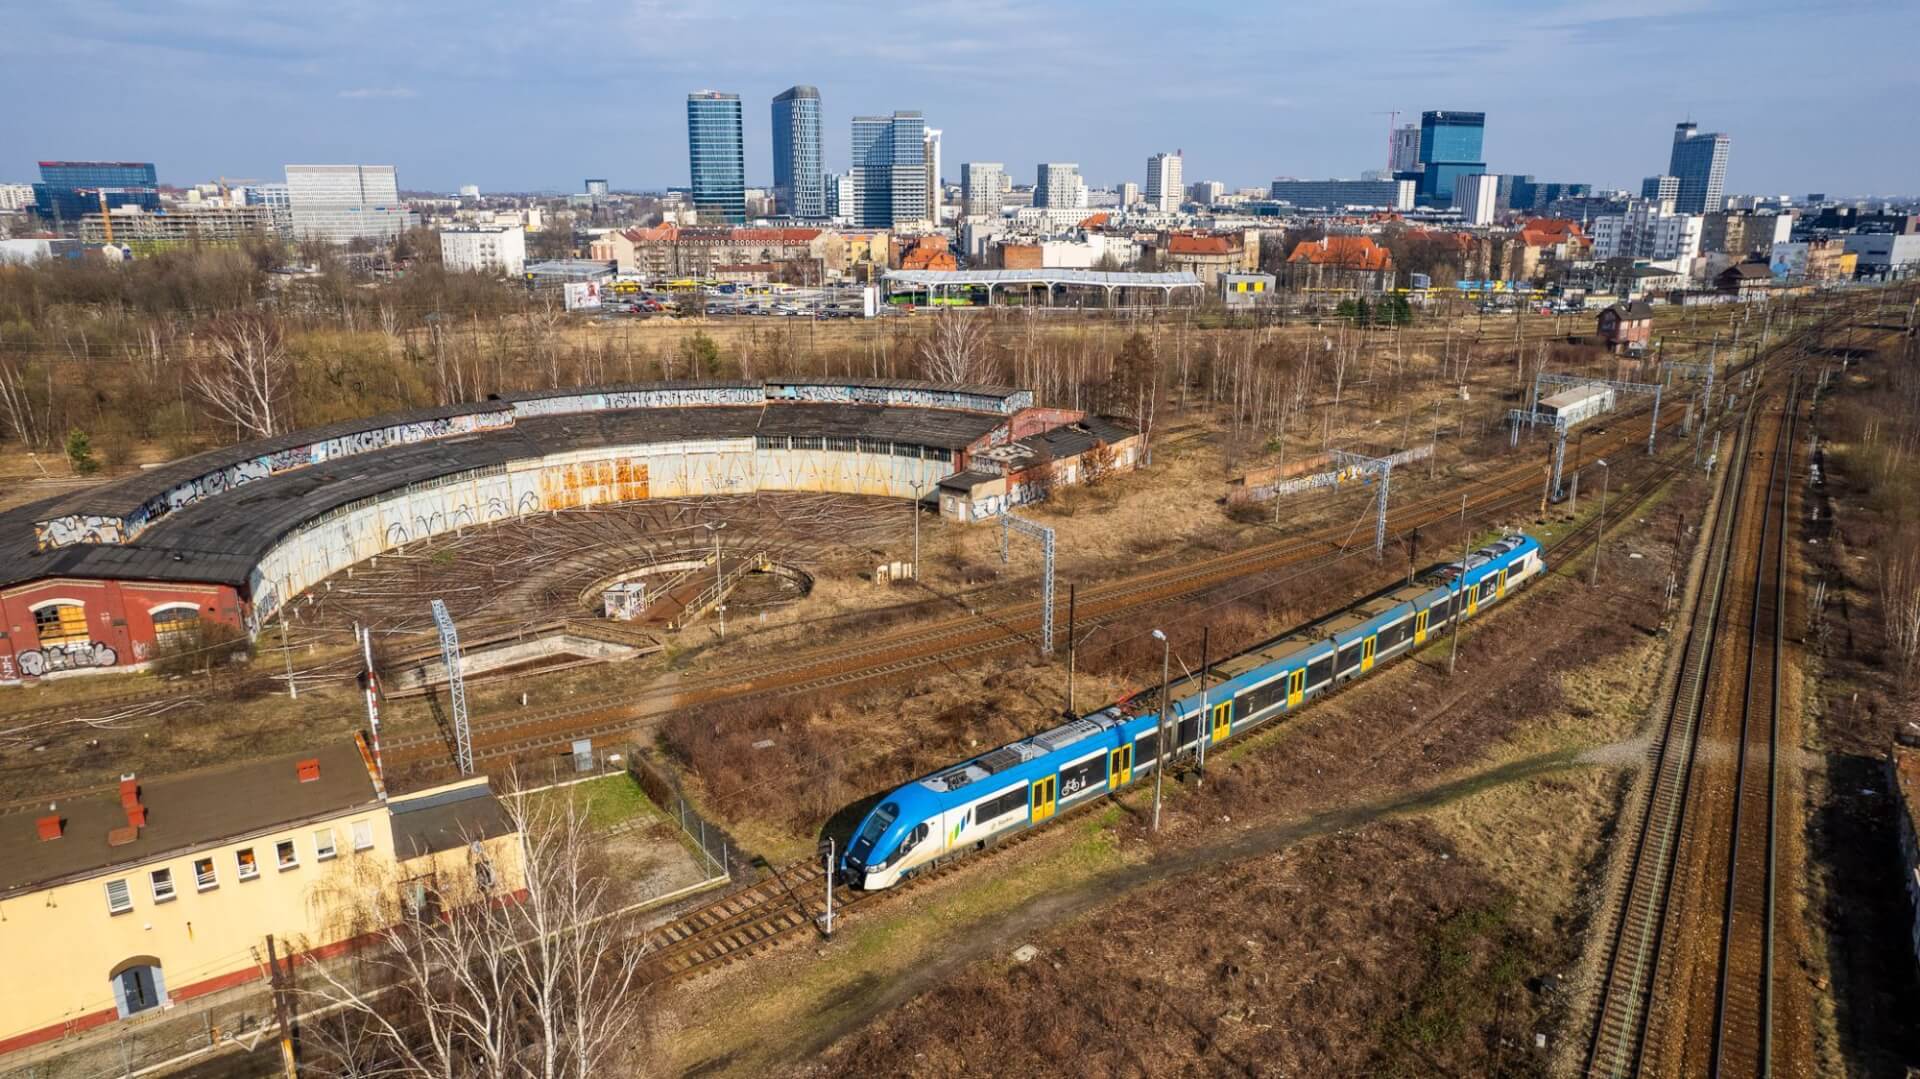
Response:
1151,629,1170,834
910,480,926,581
1589,459,1610,587
703,521,726,625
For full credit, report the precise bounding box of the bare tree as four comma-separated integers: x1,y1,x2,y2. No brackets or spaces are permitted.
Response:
919,311,995,385
191,313,289,439
298,788,650,1078
0,352,45,448
1882,549,1920,695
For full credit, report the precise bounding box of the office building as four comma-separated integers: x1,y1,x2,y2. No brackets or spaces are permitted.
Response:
585,178,609,198
1668,122,1730,215
1188,180,1225,206
285,164,416,246
1454,173,1498,226
32,161,160,222
1146,152,1183,213
1118,182,1139,209
1389,124,1423,174
0,184,34,212
1641,175,1679,204
439,224,527,275
849,111,927,229
1035,163,1084,210
1268,177,1415,212
687,91,746,224
771,86,824,219
924,128,943,223
1416,110,1486,204
962,162,1005,218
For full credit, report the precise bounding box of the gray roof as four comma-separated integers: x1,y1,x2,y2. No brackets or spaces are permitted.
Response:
1016,416,1135,460
882,268,1203,289
389,783,514,859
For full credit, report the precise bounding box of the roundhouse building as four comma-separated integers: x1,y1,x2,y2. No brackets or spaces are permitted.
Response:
0,379,1132,682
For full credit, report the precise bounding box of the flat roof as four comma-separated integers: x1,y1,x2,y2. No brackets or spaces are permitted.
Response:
0,742,378,897
389,783,514,859
882,268,1204,289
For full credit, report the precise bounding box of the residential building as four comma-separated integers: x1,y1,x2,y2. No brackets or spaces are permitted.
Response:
1118,182,1139,209
591,224,843,282
1188,180,1225,206
1010,206,1103,231
924,127,943,223
1455,173,1498,226
850,111,927,229
77,207,275,248
285,164,416,246
1596,300,1654,354
1701,211,1791,258
1769,239,1855,283
1641,175,1680,204
962,162,1005,218
1416,110,1486,204
1268,178,1415,212
828,171,855,223
1035,163,1084,210
1146,152,1183,213
1589,201,1703,266
1163,230,1258,287
1716,261,1775,297
688,91,746,224
0,184,34,212
584,178,609,198
1285,234,1395,292
0,742,521,1056
440,224,527,275
1668,122,1731,215
771,86,824,219
33,161,160,222
1389,124,1422,174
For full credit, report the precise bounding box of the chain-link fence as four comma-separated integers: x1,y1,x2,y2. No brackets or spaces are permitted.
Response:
624,748,739,879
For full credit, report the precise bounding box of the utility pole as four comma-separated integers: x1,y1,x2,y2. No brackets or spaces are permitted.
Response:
1449,494,1468,677
818,838,836,938
1066,583,1076,716
357,624,386,798
1195,627,1210,783
1590,459,1611,587
1152,629,1170,833
279,611,297,700
911,481,924,581
265,934,297,1078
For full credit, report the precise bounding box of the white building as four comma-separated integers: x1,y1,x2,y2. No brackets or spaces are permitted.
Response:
458,184,481,199
924,128,943,224
1454,173,1498,226
439,225,526,275
1035,163,1084,209
962,162,1004,218
286,164,417,246
1012,206,1101,230
1146,152,1183,213
1845,233,1920,276
1187,179,1224,206
1,183,38,211
1590,200,1703,267
1389,124,1422,174
1118,182,1139,209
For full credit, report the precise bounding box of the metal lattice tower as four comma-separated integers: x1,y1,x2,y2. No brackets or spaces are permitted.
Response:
430,599,473,775
1507,409,1571,500
1531,372,1664,455
1328,449,1396,558
1000,512,1056,655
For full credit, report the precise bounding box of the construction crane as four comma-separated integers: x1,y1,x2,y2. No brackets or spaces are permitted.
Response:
1373,110,1401,169
94,189,112,246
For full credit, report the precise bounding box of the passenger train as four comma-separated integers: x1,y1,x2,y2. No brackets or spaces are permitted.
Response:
841,533,1546,890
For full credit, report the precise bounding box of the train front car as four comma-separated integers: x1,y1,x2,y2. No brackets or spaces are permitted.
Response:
840,785,942,891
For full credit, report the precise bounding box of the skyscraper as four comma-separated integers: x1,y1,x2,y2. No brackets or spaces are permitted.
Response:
962,162,1005,218
1416,110,1486,204
1668,122,1731,215
285,164,416,246
1146,152,1183,213
1388,125,1422,174
687,91,746,224
32,161,159,221
850,111,927,228
924,128,943,224
1035,163,1083,209
1641,175,1680,204
771,86,824,219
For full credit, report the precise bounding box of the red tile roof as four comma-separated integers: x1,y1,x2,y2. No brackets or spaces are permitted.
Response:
1287,235,1392,271
1167,232,1237,256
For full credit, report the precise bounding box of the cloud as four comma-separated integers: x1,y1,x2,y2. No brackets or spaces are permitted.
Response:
339,87,417,99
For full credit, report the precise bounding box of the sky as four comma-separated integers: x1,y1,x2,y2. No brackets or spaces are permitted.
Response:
2,0,1914,198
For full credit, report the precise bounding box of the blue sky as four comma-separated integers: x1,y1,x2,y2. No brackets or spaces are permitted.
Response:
2,0,1913,197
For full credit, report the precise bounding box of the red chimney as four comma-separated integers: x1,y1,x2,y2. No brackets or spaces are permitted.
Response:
125,803,147,828
119,773,140,810
35,814,62,841
297,758,321,783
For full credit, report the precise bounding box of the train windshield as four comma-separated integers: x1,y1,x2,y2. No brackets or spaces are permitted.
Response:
856,803,898,849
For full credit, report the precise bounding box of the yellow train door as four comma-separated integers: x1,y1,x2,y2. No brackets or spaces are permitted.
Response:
1415,610,1430,645
1497,568,1509,599
1466,582,1479,617
1210,701,1232,743
1109,744,1132,788
1288,668,1305,708
1361,635,1378,672
1030,775,1057,822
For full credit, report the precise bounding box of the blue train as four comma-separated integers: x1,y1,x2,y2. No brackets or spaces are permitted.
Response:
841,533,1546,889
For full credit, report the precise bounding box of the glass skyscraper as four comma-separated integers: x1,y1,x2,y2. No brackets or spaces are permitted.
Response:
687,91,746,224
772,86,824,219
1416,111,1487,205
849,111,926,228
1668,122,1731,215
32,161,160,221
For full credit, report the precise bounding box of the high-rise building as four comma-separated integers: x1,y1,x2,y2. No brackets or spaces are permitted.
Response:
771,85,824,219
285,164,416,246
1454,173,1498,226
924,128,943,224
1668,122,1730,215
850,111,927,228
1389,124,1422,174
439,225,527,276
1188,180,1225,206
1590,200,1703,264
1035,163,1083,209
1416,111,1486,204
1118,182,1139,209
962,162,1005,218
32,161,160,222
687,90,746,224
1146,152,1183,213
584,179,609,198
1641,175,1679,203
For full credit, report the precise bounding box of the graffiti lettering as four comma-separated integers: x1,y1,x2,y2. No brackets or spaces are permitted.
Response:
17,641,118,677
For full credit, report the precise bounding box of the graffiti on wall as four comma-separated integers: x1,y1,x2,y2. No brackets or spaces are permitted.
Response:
510,386,759,418
33,514,127,548
1257,445,1434,502
17,640,118,677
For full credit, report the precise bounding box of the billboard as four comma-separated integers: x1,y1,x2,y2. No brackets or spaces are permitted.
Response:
563,281,603,311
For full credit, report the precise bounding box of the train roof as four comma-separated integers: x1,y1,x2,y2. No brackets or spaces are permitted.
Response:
920,711,1126,794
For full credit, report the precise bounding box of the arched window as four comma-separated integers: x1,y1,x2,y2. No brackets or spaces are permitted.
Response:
31,602,88,648
149,604,202,648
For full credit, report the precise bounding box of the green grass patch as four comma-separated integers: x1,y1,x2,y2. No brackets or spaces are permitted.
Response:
1372,897,1531,1077
528,773,664,831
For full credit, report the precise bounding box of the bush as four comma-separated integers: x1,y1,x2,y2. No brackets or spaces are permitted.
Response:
148,620,252,678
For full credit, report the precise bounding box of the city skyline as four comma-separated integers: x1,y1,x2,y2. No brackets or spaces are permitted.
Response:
0,1,1915,197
